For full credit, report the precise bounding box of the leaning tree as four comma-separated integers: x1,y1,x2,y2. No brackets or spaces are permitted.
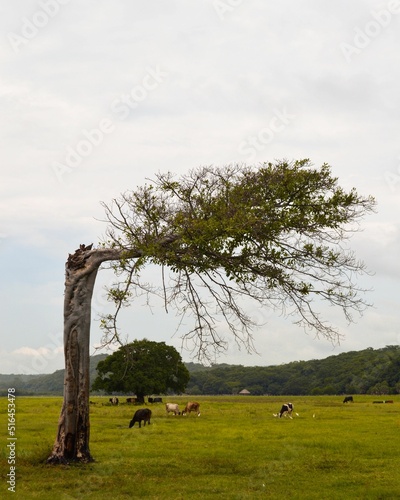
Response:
47,160,375,464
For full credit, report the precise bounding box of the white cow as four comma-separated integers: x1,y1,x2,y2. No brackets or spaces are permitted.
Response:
166,403,180,415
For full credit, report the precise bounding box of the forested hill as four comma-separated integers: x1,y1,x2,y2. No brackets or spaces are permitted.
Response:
0,354,107,396
185,346,400,396
1,346,399,396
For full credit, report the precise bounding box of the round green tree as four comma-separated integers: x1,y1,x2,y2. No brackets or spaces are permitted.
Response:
92,339,190,403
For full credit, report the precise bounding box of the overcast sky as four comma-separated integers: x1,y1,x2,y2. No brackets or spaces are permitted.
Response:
1,0,399,374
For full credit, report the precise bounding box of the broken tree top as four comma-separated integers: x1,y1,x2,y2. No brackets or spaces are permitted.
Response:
66,244,94,271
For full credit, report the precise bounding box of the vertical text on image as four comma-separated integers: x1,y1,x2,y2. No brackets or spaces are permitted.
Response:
7,388,17,493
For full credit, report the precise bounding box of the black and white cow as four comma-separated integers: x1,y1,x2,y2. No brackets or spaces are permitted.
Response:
129,408,152,428
109,397,119,405
343,396,353,403
279,402,294,418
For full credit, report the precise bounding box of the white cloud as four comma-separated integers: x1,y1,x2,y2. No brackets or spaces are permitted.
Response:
1,342,64,375
14,345,62,357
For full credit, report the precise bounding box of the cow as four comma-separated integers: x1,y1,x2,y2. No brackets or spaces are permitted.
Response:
126,397,137,404
129,408,152,428
343,396,354,403
279,403,294,418
109,397,119,405
165,403,180,415
182,402,200,416
148,397,163,403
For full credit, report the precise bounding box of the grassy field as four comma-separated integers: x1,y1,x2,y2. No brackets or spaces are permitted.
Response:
1,395,400,499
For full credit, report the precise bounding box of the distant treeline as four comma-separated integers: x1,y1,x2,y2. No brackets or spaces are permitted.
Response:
185,346,400,396
0,355,106,396
1,346,400,396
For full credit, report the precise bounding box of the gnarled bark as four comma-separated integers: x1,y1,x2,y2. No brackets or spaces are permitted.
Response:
47,245,128,464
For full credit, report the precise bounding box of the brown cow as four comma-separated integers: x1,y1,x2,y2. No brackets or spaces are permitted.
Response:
182,402,200,416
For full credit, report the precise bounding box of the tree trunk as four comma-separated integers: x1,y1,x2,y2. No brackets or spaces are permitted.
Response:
47,245,126,464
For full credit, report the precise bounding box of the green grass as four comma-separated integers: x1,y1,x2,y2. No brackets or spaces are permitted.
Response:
1,395,400,499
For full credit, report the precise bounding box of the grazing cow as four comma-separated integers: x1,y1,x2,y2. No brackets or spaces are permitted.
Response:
343,396,354,403
279,403,294,418
182,402,200,416
165,403,180,415
109,397,119,405
129,408,152,428
148,397,163,403
126,397,137,404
